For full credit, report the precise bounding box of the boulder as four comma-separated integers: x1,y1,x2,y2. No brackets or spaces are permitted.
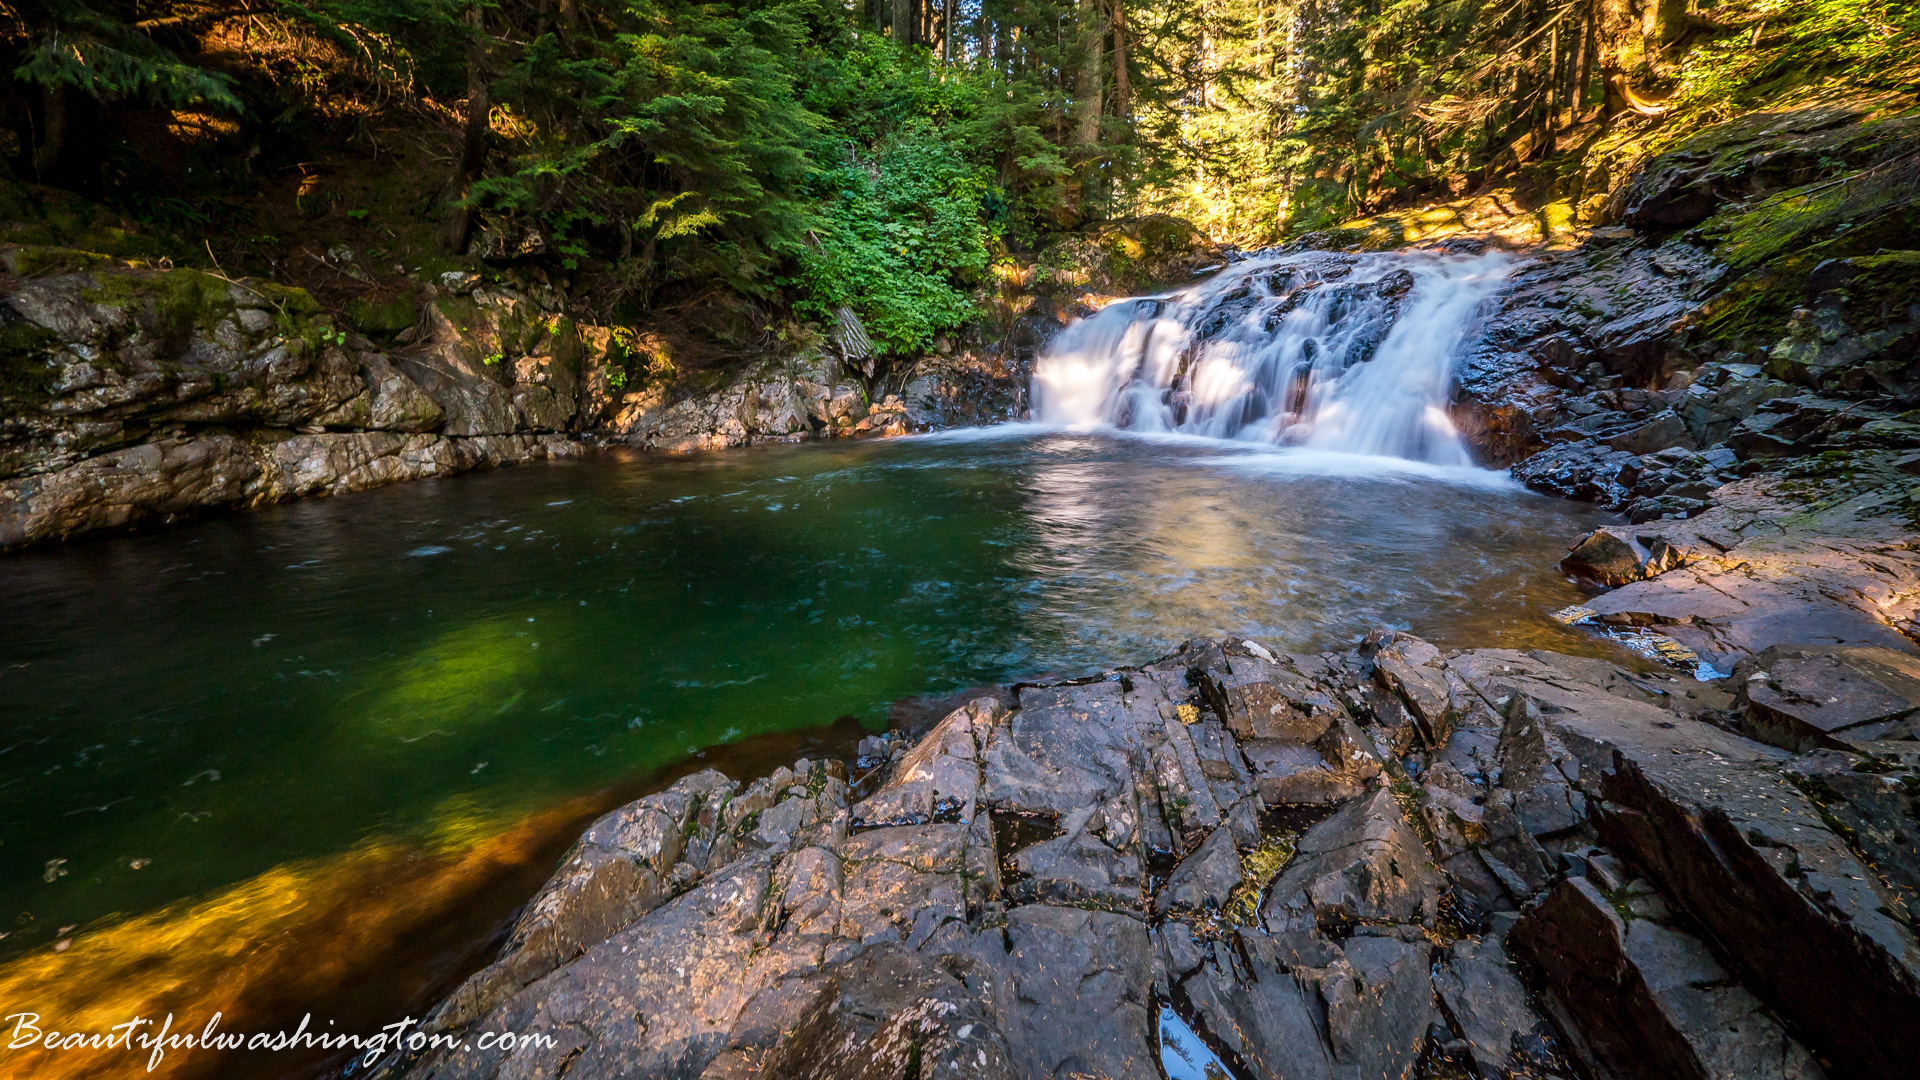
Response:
1560,527,1685,586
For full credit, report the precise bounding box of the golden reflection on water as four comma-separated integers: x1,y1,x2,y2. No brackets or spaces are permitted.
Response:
0,795,605,1080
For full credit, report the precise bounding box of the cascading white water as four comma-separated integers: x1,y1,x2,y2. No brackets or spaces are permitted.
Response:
1030,249,1519,465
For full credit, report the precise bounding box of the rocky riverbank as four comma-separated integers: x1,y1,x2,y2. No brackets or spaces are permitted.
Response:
365,630,1919,1080
0,214,1226,550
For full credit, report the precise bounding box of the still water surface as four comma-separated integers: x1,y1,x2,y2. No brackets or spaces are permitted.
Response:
0,430,1615,1076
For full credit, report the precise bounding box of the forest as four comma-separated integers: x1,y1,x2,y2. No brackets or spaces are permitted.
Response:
2,0,1916,357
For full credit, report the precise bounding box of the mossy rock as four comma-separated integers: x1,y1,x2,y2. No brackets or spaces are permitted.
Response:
1838,251,1920,321
0,246,119,277
0,180,177,262
346,295,419,339
79,267,323,354
0,312,58,404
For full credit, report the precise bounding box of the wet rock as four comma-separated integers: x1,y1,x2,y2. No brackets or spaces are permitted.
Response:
748,945,1018,1080
1592,299,1696,381
1154,825,1241,915
1433,933,1568,1079
1606,410,1696,455
1511,876,1827,1080
1676,365,1799,445
1261,786,1442,933
1625,493,1707,522
1511,440,1636,505
1735,645,1920,751
1560,527,1686,586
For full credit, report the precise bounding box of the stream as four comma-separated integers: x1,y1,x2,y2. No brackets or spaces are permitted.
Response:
0,250,1623,1079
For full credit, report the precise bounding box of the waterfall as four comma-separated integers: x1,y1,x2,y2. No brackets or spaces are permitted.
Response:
1029,249,1519,465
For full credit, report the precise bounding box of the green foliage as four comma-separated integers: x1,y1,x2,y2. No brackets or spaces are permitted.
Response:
12,6,242,111
13,0,1906,370
17,32,241,111
795,127,992,354
472,0,825,298
1676,0,1920,115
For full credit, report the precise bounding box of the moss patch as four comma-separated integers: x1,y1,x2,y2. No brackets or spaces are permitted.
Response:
1,246,120,277
345,295,419,339
0,317,59,404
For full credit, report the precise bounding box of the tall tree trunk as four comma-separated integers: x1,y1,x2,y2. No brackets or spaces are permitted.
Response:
1564,7,1587,118
1071,0,1105,221
32,84,66,178
1581,2,1600,116
943,0,955,65
892,0,914,44
1074,25,1103,145
1109,0,1131,122
1645,0,1687,48
443,3,491,253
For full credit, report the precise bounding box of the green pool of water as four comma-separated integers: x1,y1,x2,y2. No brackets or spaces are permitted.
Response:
0,431,1615,966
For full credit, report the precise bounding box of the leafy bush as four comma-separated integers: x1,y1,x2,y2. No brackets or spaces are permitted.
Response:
794,126,992,354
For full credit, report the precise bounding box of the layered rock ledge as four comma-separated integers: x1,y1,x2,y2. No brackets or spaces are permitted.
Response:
370,632,1920,1080
0,263,1028,549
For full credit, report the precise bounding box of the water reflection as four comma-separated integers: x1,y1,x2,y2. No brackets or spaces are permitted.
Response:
0,432,1617,1078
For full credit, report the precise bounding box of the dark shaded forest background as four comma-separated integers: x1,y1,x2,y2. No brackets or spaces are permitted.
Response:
2,0,1915,356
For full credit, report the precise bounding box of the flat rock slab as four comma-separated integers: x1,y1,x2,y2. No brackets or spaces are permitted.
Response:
1736,645,1920,750
1579,467,1920,670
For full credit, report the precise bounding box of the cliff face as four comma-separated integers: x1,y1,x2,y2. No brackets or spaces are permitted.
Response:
0,256,1030,548
0,263,588,548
